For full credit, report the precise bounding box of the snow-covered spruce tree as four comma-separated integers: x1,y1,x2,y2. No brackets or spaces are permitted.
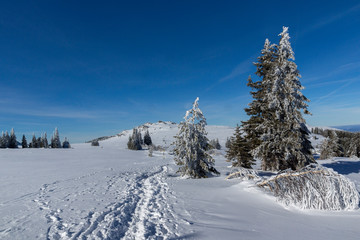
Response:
173,97,219,178
42,133,49,148
127,128,142,150
32,134,38,148
320,130,343,159
242,39,277,154
144,129,152,146
51,128,62,148
4,131,10,148
347,133,360,158
253,27,314,171
226,125,255,168
22,134,28,148
8,128,17,148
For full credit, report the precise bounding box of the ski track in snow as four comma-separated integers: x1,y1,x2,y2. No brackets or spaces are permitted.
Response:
1,166,182,240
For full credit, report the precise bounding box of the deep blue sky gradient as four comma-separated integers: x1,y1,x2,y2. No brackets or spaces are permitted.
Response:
1,0,360,142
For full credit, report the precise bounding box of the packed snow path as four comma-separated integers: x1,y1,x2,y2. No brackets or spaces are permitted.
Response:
0,160,184,240
39,166,181,240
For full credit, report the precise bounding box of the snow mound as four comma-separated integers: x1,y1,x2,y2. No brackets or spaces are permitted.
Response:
257,164,360,210
226,168,260,180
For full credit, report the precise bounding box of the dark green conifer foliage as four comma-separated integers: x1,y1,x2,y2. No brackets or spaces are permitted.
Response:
226,126,255,168
144,130,152,146
22,134,28,148
9,128,17,148
127,128,142,150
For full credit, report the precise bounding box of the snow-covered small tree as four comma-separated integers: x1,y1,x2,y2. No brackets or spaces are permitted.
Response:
21,134,28,148
173,97,219,178
144,129,152,146
226,125,255,168
62,137,71,148
91,140,100,146
320,130,343,159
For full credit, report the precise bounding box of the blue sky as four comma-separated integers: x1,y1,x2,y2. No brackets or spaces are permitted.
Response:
1,0,360,143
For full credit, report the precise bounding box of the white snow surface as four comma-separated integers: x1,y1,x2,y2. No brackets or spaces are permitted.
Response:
1,121,360,240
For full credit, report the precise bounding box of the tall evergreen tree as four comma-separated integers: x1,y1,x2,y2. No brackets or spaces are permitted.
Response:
8,128,17,148
22,134,28,148
173,97,219,178
32,134,38,148
4,131,10,148
51,128,62,148
226,125,254,168
252,27,314,171
242,39,276,152
42,133,49,148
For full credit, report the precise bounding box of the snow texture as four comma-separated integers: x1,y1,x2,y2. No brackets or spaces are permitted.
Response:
258,164,360,210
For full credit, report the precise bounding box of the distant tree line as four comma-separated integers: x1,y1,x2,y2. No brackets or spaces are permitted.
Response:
312,128,360,158
0,127,71,149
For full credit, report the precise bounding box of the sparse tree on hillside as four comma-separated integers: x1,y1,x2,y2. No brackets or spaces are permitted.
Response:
252,27,314,171
173,97,219,178
226,125,254,168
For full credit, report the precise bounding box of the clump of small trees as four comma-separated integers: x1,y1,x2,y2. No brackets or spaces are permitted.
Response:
127,129,153,150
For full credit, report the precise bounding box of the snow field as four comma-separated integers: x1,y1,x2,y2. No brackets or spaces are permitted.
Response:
1,122,360,240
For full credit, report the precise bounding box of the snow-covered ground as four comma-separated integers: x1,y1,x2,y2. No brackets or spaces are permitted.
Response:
1,122,360,239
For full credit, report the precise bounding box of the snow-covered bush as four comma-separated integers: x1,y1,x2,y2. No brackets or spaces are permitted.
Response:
226,167,260,180
257,164,359,210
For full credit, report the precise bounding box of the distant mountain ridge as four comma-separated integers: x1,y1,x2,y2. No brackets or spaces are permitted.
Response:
332,125,360,133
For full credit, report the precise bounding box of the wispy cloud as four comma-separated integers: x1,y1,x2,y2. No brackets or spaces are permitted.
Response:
301,3,360,35
205,56,254,92
1,107,99,119
312,80,356,104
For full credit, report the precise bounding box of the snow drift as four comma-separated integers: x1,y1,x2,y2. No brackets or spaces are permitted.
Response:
257,164,360,210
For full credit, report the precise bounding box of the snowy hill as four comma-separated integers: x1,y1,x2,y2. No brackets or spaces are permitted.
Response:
1,122,360,239
91,120,235,150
